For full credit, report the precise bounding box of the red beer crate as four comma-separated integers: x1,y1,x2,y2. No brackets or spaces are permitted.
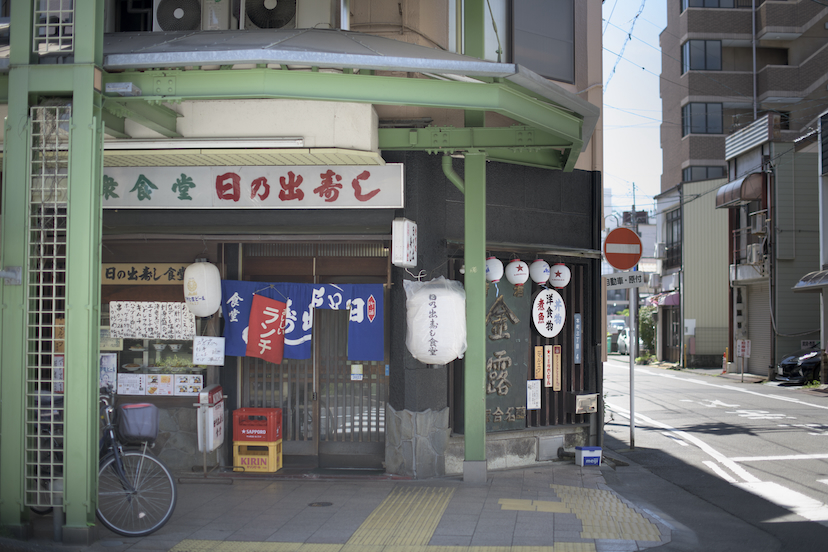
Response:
233,408,282,443
233,440,282,473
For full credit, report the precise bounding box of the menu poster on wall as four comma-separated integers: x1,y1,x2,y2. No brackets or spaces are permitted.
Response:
100,353,117,390
147,374,174,396
109,301,196,340
175,374,204,396
193,336,225,365
118,373,145,395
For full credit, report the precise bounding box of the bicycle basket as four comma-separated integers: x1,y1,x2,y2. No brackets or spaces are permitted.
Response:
116,403,159,444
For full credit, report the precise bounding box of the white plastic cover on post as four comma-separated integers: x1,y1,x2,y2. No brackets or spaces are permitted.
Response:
404,276,467,365
184,262,222,317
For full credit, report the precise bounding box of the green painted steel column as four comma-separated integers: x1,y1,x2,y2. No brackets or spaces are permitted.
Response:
463,0,486,128
463,151,487,483
62,1,105,539
0,0,36,532
464,0,486,61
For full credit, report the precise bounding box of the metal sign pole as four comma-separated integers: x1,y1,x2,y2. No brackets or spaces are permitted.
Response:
630,286,637,450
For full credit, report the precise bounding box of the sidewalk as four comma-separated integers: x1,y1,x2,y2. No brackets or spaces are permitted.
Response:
2,444,770,552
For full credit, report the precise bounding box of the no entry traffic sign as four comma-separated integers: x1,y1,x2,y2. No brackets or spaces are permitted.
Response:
604,227,642,271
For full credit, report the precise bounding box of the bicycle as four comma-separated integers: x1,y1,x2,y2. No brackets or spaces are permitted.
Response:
97,386,177,537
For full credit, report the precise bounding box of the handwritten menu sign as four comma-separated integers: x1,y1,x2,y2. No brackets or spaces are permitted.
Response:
193,336,225,366
109,301,195,340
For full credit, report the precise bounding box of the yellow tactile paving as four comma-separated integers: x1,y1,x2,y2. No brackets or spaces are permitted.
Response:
347,487,455,546
498,486,662,543
550,485,661,542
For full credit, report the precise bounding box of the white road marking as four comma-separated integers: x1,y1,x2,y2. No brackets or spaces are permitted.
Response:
703,460,737,483
725,409,793,420
818,480,828,487
608,403,760,483
605,361,828,411
606,401,828,526
737,481,828,523
661,431,689,446
728,453,828,463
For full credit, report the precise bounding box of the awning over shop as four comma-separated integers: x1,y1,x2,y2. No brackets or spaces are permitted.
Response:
715,173,763,209
648,291,680,306
792,269,828,292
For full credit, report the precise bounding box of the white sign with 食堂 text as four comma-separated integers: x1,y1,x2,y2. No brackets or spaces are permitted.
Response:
102,165,404,209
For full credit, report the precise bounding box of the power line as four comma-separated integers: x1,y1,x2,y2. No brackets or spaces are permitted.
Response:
604,0,647,92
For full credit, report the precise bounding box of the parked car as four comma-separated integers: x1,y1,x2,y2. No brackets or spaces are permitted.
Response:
776,344,823,385
609,320,626,334
616,328,644,356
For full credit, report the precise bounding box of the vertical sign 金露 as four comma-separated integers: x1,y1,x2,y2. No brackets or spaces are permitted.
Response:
485,285,530,431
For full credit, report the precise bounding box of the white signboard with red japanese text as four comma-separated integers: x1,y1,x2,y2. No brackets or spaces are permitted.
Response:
102,165,404,209
532,289,566,338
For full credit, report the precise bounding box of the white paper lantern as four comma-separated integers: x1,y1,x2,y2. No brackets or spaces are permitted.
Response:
529,259,550,284
485,257,504,282
505,259,529,286
404,277,467,365
549,263,571,289
183,262,222,317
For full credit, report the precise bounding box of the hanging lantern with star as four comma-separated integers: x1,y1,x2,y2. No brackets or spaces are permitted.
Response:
549,263,571,289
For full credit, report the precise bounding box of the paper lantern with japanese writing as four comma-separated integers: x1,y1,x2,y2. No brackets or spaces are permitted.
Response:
505,259,529,286
183,262,222,317
529,259,550,284
485,257,504,282
549,263,571,289
404,276,467,365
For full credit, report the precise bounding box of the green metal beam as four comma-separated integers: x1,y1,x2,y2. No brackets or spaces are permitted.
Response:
103,98,181,138
101,109,129,139
486,148,565,170
103,69,584,169
378,126,571,151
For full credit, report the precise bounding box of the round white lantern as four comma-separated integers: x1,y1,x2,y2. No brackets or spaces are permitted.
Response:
549,263,571,289
485,257,504,282
505,259,529,286
404,277,467,365
183,262,222,317
529,259,550,284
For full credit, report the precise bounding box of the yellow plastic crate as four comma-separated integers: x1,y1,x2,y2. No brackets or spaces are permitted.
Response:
233,440,282,473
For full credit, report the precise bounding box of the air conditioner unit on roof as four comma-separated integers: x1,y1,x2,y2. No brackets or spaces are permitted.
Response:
243,0,297,29
153,0,230,32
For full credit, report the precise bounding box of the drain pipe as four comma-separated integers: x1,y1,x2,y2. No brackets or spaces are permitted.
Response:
442,155,465,194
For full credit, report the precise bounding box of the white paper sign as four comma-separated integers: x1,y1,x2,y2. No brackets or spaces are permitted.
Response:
117,373,146,395
109,301,195,340
193,336,225,365
527,380,541,410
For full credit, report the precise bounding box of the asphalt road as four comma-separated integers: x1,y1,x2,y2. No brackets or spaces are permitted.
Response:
602,355,828,551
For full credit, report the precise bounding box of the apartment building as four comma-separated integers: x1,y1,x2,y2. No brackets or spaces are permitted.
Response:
657,0,825,372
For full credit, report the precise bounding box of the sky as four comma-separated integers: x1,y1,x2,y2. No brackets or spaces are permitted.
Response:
601,0,667,220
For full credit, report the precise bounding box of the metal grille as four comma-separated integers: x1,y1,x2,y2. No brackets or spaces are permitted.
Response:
244,242,388,258
24,104,70,510
33,0,74,55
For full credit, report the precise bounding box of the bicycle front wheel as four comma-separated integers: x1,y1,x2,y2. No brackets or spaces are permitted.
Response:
96,450,177,537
